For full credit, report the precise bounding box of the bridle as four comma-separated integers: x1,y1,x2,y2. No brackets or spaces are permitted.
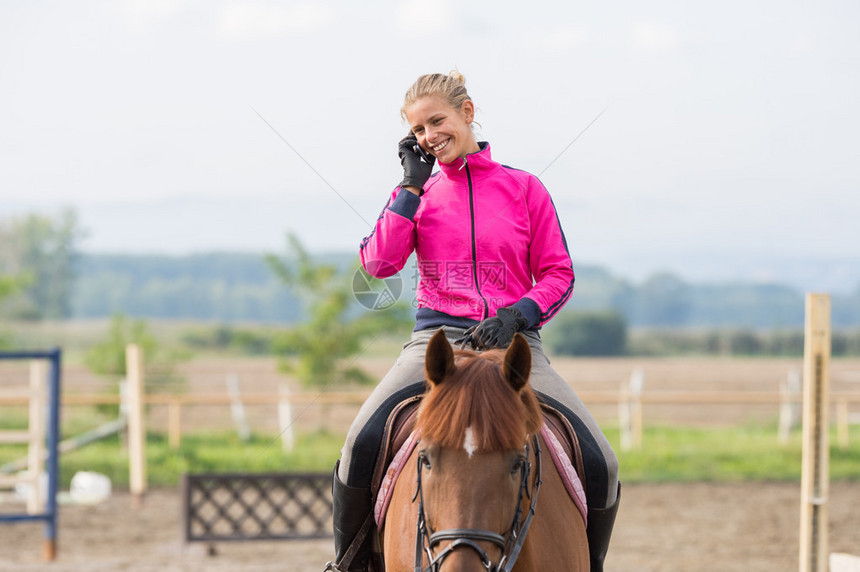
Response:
412,434,543,572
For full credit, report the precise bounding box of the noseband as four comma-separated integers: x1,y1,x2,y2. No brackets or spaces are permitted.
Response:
413,435,543,572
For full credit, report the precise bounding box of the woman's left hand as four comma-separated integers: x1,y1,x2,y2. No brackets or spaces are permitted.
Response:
456,307,529,350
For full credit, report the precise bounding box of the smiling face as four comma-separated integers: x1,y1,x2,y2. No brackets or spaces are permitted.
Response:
405,95,480,164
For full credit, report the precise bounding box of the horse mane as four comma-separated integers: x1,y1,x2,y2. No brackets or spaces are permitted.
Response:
416,348,543,453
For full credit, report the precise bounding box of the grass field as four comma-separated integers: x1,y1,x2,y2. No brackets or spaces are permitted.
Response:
3,423,859,489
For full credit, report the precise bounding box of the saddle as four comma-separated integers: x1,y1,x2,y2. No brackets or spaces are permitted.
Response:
370,395,423,500
369,396,589,527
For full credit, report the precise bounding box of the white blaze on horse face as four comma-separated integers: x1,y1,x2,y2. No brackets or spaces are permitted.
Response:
463,427,478,458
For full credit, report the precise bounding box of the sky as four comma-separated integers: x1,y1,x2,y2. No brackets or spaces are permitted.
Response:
1,1,859,292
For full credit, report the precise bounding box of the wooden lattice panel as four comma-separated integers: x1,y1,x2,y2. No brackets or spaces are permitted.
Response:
182,473,333,542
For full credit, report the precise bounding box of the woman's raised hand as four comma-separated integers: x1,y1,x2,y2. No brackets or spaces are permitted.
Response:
398,135,435,192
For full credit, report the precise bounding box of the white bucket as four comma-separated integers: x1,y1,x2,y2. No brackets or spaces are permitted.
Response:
832,553,860,572
69,471,112,504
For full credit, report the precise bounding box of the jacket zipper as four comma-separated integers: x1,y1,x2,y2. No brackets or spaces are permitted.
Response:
465,157,490,319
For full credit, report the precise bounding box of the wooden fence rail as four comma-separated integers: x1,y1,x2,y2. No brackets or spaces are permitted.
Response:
3,390,860,451
4,390,860,408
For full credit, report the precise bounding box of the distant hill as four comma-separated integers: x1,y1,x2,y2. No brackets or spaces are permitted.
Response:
71,252,860,328
73,253,303,323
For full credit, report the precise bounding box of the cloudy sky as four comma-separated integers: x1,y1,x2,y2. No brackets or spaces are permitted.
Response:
2,1,859,291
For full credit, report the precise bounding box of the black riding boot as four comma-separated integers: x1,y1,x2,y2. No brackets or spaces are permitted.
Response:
587,483,621,572
324,461,373,572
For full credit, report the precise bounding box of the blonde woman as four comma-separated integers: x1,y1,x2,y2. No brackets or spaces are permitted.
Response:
327,72,619,572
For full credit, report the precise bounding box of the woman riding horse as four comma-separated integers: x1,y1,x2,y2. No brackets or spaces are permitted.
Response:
327,71,620,572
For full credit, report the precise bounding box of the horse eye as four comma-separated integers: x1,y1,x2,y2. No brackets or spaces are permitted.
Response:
419,453,432,470
511,458,525,475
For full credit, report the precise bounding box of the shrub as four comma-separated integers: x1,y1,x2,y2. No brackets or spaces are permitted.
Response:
546,310,628,356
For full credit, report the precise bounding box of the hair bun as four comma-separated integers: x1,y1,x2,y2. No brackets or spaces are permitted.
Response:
448,70,466,86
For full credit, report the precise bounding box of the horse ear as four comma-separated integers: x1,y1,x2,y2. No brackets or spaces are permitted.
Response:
502,333,531,392
425,329,455,386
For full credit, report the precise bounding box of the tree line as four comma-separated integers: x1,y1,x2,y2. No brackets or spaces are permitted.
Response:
68,254,860,328
2,210,860,330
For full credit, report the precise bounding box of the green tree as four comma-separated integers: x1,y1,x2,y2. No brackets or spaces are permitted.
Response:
0,209,84,319
546,310,628,356
266,235,412,388
0,274,27,348
727,329,762,355
0,274,25,300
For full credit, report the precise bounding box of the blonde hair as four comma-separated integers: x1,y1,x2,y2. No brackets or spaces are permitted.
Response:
400,71,472,121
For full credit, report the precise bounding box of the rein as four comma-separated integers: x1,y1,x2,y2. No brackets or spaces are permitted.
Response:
412,434,543,572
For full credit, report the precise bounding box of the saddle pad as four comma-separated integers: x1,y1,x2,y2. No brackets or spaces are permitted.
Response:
540,424,588,525
374,431,419,529
374,426,587,529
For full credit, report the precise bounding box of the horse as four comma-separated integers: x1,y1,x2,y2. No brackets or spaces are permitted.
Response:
379,329,589,571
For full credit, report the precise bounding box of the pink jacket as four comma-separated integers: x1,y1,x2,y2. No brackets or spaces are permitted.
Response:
360,142,574,329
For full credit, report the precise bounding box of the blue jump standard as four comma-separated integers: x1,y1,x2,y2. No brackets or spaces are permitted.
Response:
0,348,62,560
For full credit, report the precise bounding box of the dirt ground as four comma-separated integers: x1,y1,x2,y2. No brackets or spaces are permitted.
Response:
1,482,859,572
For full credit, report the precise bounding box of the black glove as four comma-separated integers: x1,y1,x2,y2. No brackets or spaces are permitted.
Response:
455,306,530,350
398,135,435,190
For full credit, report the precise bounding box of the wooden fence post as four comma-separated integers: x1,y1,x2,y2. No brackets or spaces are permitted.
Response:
779,369,802,444
126,344,147,507
278,383,295,453
226,374,251,442
799,293,830,572
168,398,182,450
836,399,849,450
27,360,46,514
619,368,644,451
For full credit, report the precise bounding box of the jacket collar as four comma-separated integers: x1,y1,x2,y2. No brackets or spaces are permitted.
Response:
436,141,499,180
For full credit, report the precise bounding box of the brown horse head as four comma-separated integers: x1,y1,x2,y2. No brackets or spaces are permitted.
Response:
420,329,541,453
409,330,543,570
